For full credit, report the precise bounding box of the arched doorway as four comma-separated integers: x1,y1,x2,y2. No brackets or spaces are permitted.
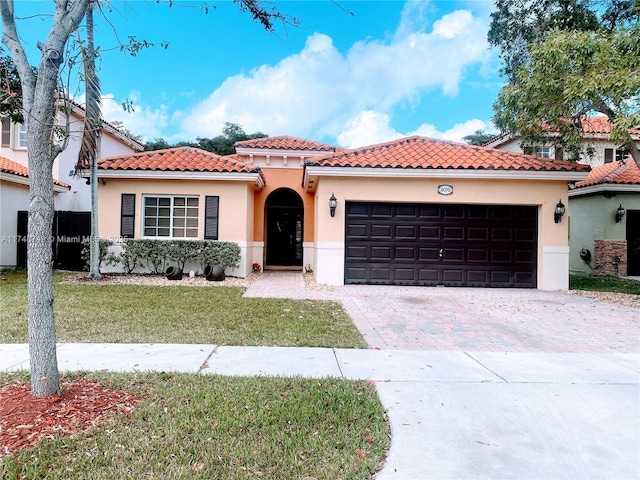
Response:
265,188,304,268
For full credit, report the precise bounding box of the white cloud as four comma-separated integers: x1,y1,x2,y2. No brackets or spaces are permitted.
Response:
338,110,490,148
178,0,493,143
337,111,403,148
101,92,170,141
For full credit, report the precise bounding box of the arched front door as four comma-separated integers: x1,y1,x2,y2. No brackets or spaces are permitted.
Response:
265,189,303,268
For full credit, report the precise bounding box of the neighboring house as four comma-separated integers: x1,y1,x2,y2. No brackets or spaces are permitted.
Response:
486,115,640,279
569,159,640,277
95,135,589,290
0,101,145,268
484,115,640,168
0,156,70,267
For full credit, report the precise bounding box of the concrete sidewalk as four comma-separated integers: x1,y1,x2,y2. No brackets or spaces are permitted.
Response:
2,343,639,479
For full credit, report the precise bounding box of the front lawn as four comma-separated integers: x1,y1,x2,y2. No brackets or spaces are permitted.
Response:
0,271,367,348
0,371,389,479
569,274,640,295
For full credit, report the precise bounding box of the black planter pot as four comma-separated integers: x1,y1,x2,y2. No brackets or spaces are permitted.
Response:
165,266,183,280
204,265,225,281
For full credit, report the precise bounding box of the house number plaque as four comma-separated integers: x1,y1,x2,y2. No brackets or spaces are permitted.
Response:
438,184,454,195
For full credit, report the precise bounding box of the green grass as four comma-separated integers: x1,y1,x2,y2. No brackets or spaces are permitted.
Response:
0,271,366,347
569,274,640,295
0,371,389,479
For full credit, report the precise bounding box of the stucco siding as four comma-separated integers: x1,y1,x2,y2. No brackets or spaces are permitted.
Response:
492,137,638,167
569,192,640,275
53,118,139,212
312,176,570,290
0,180,29,267
98,178,255,242
253,168,315,243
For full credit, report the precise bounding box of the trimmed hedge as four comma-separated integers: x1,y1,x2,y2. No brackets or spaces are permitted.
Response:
85,239,241,274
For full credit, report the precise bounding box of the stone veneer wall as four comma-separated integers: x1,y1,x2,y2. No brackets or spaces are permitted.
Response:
593,240,627,277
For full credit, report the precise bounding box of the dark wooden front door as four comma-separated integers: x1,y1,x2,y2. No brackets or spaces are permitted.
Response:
345,202,538,288
265,189,303,268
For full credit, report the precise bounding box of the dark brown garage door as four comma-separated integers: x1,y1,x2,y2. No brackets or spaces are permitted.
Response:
345,203,537,288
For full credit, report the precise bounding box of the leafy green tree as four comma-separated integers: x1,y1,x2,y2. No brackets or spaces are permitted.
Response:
0,0,294,398
493,25,640,167
197,122,268,155
143,138,172,151
109,120,144,143
462,130,496,146
0,52,29,122
488,0,633,82
144,122,268,155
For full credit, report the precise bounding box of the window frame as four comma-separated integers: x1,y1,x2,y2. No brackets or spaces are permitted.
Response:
142,194,200,239
523,145,552,158
15,122,27,149
615,148,628,162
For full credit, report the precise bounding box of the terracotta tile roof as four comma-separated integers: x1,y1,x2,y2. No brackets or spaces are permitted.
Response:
0,156,70,188
306,136,590,172
235,136,340,152
575,158,640,187
484,115,640,147
98,147,261,174
576,116,640,135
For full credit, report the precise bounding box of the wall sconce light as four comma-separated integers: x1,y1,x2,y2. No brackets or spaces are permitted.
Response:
616,204,625,223
554,199,565,223
329,193,337,217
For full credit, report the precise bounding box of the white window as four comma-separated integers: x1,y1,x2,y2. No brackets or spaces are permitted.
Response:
615,149,628,162
523,146,552,158
15,122,27,149
143,195,199,238
605,148,630,163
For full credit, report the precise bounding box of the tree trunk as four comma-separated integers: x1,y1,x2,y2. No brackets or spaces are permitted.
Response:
89,163,101,277
2,0,93,397
26,115,60,397
624,137,640,169
83,4,101,279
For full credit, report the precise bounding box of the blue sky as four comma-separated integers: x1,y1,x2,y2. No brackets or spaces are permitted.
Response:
14,0,503,147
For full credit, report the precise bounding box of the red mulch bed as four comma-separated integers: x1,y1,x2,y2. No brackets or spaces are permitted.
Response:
0,379,139,456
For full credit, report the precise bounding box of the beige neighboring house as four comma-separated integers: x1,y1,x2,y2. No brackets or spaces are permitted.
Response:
0,101,144,268
484,115,640,167
95,135,589,290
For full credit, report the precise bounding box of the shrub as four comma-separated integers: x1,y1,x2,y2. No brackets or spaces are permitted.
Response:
166,240,199,271
136,239,169,274
195,241,241,271
115,239,145,274
81,238,115,272
104,239,242,274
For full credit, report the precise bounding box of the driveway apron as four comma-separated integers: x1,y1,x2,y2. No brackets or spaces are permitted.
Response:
247,273,640,479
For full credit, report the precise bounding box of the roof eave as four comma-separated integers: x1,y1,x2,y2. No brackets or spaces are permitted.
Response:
569,183,640,197
303,166,588,192
86,169,265,189
235,146,334,157
0,171,70,192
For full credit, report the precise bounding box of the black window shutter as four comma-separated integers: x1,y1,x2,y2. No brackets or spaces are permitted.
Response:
121,194,135,238
1,118,11,148
554,147,563,161
205,196,219,240
604,148,613,164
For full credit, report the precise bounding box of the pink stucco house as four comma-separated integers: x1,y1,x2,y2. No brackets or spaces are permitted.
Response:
94,135,589,290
